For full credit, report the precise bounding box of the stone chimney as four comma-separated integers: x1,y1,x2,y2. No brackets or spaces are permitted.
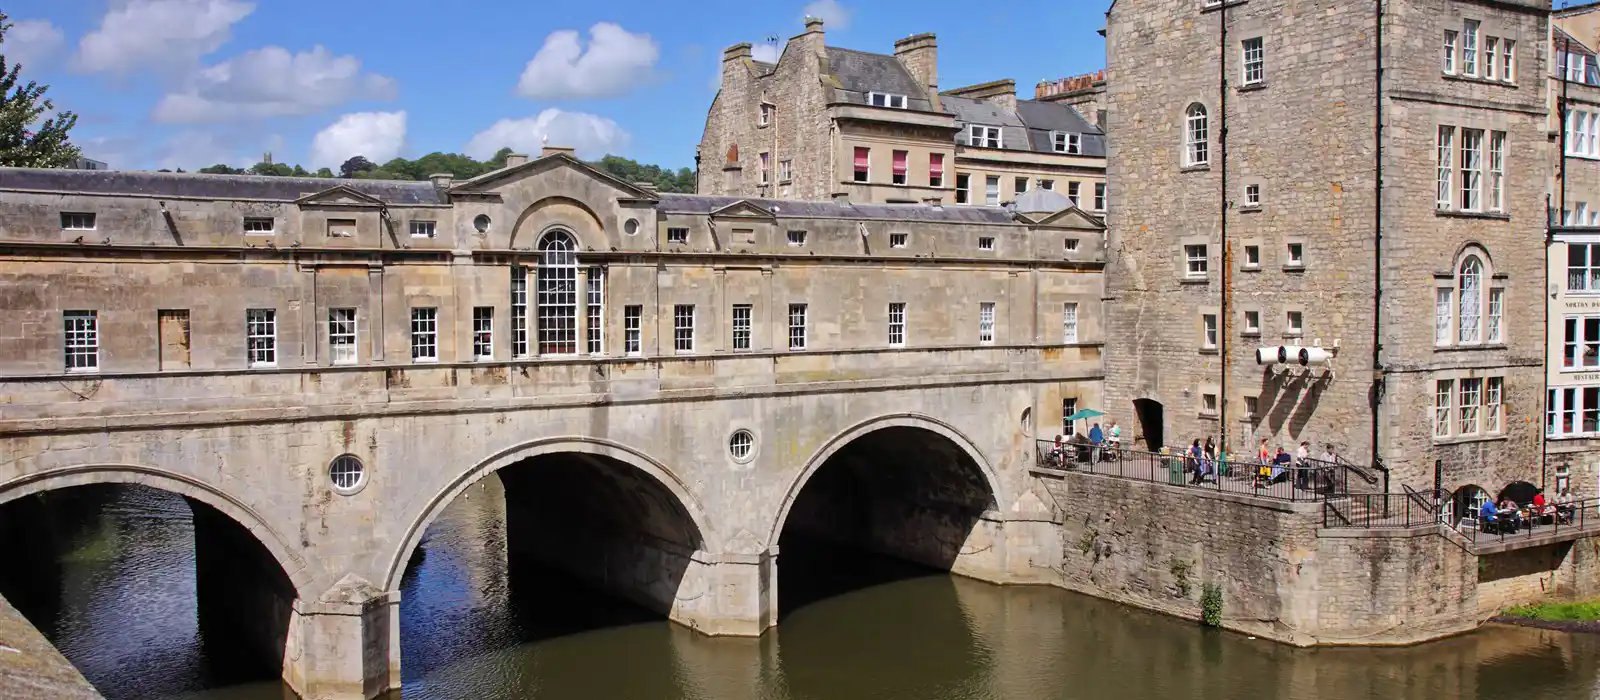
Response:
540,146,576,158
894,33,939,110
720,42,752,90
504,154,529,168
428,173,453,189
943,79,1016,111
633,181,659,196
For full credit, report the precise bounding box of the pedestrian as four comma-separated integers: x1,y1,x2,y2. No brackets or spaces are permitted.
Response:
1189,439,1206,485
1089,422,1105,462
1295,440,1311,490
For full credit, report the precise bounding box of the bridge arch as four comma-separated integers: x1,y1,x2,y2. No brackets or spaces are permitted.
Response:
0,463,309,593
383,435,722,593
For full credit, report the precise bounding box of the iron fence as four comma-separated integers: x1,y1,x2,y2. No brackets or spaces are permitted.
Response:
1033,440,1357,503
1449,497,1600,545
1322,488,1445,529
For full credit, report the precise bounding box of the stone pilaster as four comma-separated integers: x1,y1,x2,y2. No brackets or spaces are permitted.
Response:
283,576,400,700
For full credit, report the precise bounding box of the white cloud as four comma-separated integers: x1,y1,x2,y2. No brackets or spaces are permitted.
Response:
516,23,658,100
464,109,630,161
750,42,781,64
151,45,397,123
75,0,254,74
310,111,406,169
802,0,851,30
5,19,66,69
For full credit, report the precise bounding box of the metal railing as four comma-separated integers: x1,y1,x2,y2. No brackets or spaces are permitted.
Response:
1323,488,1444,529
1033,440,1355,503
1450,497,1600,545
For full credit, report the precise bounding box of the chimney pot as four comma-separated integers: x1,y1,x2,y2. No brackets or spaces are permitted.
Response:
723,42,753,61
804,17,824,32
504,154,529,168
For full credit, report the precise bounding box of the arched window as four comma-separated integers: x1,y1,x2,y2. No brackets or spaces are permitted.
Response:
1457,256,1482,344
1185,104,1209,166
537,230,578,355
1438,249,1503,348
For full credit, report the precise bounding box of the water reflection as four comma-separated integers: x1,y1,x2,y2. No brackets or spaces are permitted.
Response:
2,479,1598,700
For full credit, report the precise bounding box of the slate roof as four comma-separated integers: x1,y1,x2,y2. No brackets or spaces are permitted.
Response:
655,193,1017,224
0,167,447,204
824,47,936,111
1015,99,1107,157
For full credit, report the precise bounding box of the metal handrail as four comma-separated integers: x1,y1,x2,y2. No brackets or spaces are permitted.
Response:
1033,439,1347,503
1451,497,1600,545
1321,490,1444,529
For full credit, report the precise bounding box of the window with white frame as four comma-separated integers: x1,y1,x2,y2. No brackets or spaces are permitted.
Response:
1185,244,1208,277
978,236,995,251
1244,309,1261,335
1245,183,1260,207
1202,313,1218,349
1568,109,1599,158
979,302,996,344
1062,398,1077,436
409,220,436,238
890,232,908,248
1436,376,1506,439
788,304,807,350
1486,377,1503,433
1570,243,1600,292
1015,176,1029,196
929,153,944,187
1462,20,1479,76
1566,52,1590,84
667,227,689,244
1459,128,1483,211
1063,302,1078,344
890,150,908,185
869,92,907,109
955,173,970,204
759,152,771,185
1244,244,1260,268
1435,380,1453,438
1436,287,1453,346
673,304,695,352
1564,316,1600,370
247,308,276,367
1241,37,1264,85
63,310,98,372
410,308,438,362
1443,30,1458,74
472,307,493,361
1094,182,1107,211
1458,256,1482,343
329,308,357,365
1185,103,1209,166
537,231,579,355
889,302,906,347
1458,377,1482,435
1549,386,1600,437
732,304,752,351
1053,132,1082,154
1286,310,1303,335
1437,126,1454,209
60,212,96,230
1438,126,1505,210
623,305,642,355
787,230,806,246
853,146,870,183
1502,39,1515,82
779,159,793,182
586,267,605,355
1286,242,1304,268
1487,288,1504,343
1488,131,1504,212
511,266,529,357
244,217,275,235
969,125,1001,148
759,103,775,126
1067,182,1081,207
985,176,1000,206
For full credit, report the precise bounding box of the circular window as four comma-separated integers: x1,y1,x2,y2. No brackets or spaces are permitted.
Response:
329,454,366,495
473,214,492,233
729,430,756,463
624,218,640,235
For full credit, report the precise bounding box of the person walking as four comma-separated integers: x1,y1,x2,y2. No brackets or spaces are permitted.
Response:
1188,439,1205,485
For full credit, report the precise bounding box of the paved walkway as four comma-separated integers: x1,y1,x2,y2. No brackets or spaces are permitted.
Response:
0,593,101,700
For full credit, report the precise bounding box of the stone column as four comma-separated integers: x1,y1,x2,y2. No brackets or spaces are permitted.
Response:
283,576,400,700
670,549,777,636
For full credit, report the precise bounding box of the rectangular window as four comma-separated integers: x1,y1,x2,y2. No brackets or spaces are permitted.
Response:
60,212,97,230
1244,396,1259,418
1244,309,1261,335
985,176,1000,206
1286,243,1304,268
1015,176,1029,195
586,267,604,355
1067,182,1081,207
1561,387,1579,436
1244,184,1260,207
1487,288,1503,343
1063,302,1079,344
1459,128,1482,211
409,220,436,238
511,266,529,358
1443,30,1458,74
787,230,807,246
890,232,908,248
63,310,98,372
1202,394,1218,415
247,308,277,367
1185,244,1208,277
759,152,771,185
1571,244,1600,292
978,236,995,251
788,303,807,351
955,173,970,204
978,302,996,344
1202,314,1218,349
1458,377,1482,436
1488,131,1504,212
1286,310,1303,335
472,307,494,361
1587,387,1600,434
889,302,907,347
1436,288,1453,346
1486,377,1503,433
732,304,752,351
1052,131,1082,154
869,92,907,109
243,217,275,235
1502,40,1515,82
853,146,870,182
1462,20,1479,76
759,103,774,126
1484,37,1498,80
1244,245,1260,268
1435,380,1453,438
673,305,695,353
929,154,944,187
667,227,688,244
329,308,357,365
1040,179,1054,191
1437,126,1454,209
411,307,438,363
1094,183,1107,211
1565,316,1600,369
623,305,642,356
778,159,792,183
968,125,1002,148
327,218,356,237
1062,398,1077,436
892,150,908,185
1241,37,1264,85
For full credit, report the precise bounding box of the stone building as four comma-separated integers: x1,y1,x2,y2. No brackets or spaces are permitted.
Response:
697,19,1107,212
0,151,1106,697
1103,0,1550,509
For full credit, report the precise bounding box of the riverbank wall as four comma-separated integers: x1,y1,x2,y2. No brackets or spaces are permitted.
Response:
0,592,102,700
1021,467,1600,646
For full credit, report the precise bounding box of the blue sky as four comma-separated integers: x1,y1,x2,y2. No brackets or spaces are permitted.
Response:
6,0,1107,172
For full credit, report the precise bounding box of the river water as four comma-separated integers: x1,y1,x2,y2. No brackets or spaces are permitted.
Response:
4,482,1600,700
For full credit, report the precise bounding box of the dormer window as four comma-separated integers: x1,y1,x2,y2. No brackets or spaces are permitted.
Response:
968,125,1001,149
869,92,908,109
1052,132,1082,154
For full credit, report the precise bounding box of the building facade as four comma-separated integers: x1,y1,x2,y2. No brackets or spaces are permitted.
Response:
1103,0,1550,508
697,19,1107,211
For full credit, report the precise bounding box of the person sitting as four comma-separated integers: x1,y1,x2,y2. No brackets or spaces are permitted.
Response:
1048,435,1066,468
1531,490,1552,525
1498,499,1524,532
1069,431,1091,465
1480,498,1501,534
1268,448,1293,485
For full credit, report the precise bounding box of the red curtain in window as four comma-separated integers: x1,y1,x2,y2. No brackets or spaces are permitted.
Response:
929,153,944,176
854,147,869,173
892,150,908,176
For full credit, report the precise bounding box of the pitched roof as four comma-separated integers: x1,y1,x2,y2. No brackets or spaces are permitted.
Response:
655,193,1017,224
1557,26,1596,57
0,167,445,204
1016,99,1107,157
824,47,936,110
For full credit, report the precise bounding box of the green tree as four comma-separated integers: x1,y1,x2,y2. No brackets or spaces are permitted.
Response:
339,155,375,178
591,155,695,193
199,163,245,175
314,167,334,178
248,161,293,177
0,12,80,167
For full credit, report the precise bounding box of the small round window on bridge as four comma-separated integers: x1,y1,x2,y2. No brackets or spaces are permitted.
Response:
729,430,756,463
473,214,492,233
329,454,367,495
624,218,640,235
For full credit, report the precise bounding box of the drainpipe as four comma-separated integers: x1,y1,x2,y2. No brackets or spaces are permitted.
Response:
1370,0,1386,484
1218,0,1231,459
1548,35,1572,491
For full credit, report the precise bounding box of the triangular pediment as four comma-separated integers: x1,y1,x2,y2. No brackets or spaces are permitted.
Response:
1016,204,1105,230
295,184,384,207
708,200,776,220
449,152,657,200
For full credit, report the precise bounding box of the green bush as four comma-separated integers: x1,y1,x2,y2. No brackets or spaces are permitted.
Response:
1170,559,1193,598
1504,600,1600,622
1200,583,1224,627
